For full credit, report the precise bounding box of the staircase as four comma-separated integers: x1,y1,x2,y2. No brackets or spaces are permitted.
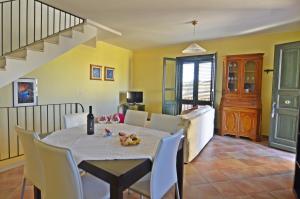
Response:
0,0,104,88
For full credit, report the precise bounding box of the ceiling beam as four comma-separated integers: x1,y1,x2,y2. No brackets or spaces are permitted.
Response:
86,19,122,36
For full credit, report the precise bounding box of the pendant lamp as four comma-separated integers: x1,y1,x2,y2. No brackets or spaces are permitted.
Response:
182,20,207,54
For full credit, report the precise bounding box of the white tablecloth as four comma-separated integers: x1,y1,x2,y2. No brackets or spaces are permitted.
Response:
42,123,169,164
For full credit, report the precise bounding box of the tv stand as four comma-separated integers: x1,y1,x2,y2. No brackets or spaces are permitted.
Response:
118,103,145,115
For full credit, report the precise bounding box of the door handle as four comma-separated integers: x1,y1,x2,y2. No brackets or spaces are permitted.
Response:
271,102,276,118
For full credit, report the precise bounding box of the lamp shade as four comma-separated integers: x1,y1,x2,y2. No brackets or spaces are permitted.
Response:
182,43,207,54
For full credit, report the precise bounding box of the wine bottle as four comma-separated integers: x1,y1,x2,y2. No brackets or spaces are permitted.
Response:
87,106,94,135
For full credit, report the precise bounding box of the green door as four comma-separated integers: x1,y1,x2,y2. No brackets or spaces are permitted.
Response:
270,41,300,152
162,58,178,115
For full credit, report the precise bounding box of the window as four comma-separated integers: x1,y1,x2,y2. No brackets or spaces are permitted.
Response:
198,61,212,101
177,54,216,112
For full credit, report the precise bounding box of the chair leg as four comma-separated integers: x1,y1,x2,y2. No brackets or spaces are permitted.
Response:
175,182,180,199
20,178,26,199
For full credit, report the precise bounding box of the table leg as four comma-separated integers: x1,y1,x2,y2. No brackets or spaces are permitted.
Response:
33,186,41,199
110,186,123,199
176,144,184,199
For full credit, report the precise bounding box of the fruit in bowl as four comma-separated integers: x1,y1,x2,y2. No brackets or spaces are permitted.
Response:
119,132,126,136
119,132,141,146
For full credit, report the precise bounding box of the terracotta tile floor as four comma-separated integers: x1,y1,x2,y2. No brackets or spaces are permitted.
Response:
0,135,296,199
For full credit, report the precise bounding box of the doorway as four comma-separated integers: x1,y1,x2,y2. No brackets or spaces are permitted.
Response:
177,54,216,113
162,54,216,115
269,41,300,152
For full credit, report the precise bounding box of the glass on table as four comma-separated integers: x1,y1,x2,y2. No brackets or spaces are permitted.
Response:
97,115,109,124
111,114,120,124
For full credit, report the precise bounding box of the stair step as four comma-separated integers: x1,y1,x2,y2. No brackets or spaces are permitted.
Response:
83,37,97,48
27,41,44,52
0,23,99,88
73,24,85,33
44,35,60,44
6,48,27,60
60,29,73,38
0,57,6,70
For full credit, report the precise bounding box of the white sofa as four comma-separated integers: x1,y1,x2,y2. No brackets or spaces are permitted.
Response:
179,106,215,163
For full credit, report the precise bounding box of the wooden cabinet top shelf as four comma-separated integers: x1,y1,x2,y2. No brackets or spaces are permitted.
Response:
222,53,263,98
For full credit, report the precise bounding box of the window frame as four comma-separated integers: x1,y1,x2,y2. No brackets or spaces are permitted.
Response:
176,53,217,113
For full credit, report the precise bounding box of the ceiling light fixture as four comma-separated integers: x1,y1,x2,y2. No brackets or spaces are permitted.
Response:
182,20,207,54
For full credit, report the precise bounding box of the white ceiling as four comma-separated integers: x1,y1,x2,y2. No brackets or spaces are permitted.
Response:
43,0,300,50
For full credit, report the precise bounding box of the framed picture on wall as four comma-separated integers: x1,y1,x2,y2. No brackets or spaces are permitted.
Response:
90,64,102,80
13,78,38,107
104,67,115,81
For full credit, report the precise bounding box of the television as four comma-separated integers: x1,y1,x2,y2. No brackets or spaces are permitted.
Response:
127,91,143,104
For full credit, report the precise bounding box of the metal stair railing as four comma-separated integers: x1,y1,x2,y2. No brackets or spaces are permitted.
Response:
0,102,84,161
0,0,85,56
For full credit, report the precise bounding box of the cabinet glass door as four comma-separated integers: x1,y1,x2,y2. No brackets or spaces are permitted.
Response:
243,60,256,95
227,61,239,94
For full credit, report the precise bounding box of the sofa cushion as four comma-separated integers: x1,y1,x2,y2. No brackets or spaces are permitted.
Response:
180,106,198,115
180,105,211,120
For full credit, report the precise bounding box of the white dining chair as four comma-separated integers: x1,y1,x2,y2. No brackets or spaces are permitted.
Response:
16,126,43,199
124,110,148,127
149,113,181,133
34,139,110,199
130,129,184,199
64,112,87,129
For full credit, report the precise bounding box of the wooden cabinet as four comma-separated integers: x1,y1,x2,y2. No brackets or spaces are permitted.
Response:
220,53,263,141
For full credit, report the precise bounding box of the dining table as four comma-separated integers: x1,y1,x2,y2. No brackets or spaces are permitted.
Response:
37,123,184,199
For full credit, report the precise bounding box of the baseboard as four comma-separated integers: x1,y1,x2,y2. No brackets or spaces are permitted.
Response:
213,129,269,140
214,128,219,135
260,135,269,141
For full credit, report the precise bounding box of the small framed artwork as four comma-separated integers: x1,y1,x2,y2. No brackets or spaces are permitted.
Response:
90,64,102,80
104,67,115,81
13,78,38,107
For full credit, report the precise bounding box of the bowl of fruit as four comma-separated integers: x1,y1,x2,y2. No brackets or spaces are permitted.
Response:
118,132,141,146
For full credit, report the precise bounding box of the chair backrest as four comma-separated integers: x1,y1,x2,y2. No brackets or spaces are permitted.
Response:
124,110,148,127
150,129,184,199
34,139,83,199
64,113,87,129
150,113,181,133
16,126,43,190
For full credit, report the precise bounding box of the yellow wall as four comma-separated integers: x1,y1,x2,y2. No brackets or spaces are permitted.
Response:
0,41,132,163
132,30,300,136
0,41,132,114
